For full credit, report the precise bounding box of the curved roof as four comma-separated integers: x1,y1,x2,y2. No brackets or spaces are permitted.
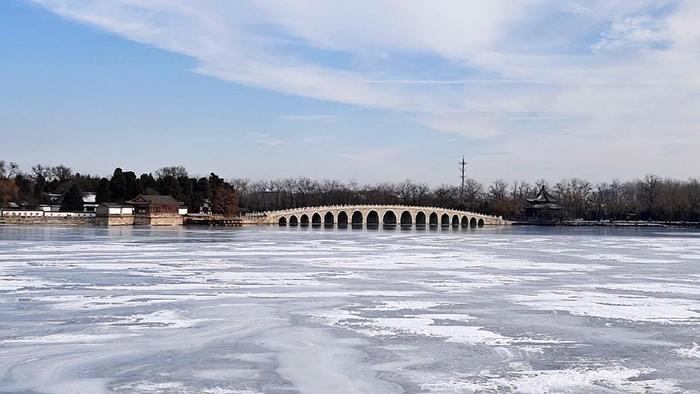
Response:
527,186,558,204
127,194,181,206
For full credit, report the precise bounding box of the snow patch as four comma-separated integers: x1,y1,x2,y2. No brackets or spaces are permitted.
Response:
2,333,136,344
422,366,681,393
676,342,700,359
512,290,700,323
106,310,208,329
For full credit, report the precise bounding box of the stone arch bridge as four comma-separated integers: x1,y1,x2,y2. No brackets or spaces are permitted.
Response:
253,205,507,228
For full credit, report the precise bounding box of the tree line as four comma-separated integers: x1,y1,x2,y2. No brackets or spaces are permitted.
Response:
233,175,700,222
0,162,238,216
1,160,699,221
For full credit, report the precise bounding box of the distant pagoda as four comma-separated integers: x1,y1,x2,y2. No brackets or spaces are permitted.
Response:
524,186,562,224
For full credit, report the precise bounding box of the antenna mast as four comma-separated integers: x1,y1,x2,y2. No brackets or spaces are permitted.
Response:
459,156,467,204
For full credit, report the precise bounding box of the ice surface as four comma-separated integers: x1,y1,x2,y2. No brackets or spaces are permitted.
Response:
0,226,699,393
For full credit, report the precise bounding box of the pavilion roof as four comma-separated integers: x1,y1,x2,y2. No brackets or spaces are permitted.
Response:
527,186,559,204
126,194,181,206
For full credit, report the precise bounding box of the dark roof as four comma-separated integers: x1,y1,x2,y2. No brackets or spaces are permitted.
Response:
525,186,561,210
126,194,181,206
527,186,558,204
99,202,128,207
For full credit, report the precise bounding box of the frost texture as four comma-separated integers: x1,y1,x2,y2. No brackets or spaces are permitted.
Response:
0,226,698,393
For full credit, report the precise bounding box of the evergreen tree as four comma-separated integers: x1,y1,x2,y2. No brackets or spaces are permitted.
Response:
96,178,111,203
33,174,46,204
110,168,127,202
60,184,84,212
212,184,239,216
139,173,157,194
124,171,141,200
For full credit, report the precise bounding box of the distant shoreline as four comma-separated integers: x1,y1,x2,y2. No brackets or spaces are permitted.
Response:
513,220,700,229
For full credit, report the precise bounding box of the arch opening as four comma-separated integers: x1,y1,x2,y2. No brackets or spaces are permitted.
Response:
367,211,380,226
337,211,349,227
290,215,298,226
351,211,363,226
441,213,450,227
278,217,287,226
300,214,309,226
429,212,439,227
400,211,412,227
451,215,460,227
461,216,469,228
470,217,477,228
415,211,426,226
382,211,397,226
478,218,485,228
324,212,334,227
312,213,322,227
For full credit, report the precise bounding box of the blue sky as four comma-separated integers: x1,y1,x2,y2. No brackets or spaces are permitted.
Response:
1,0,698,185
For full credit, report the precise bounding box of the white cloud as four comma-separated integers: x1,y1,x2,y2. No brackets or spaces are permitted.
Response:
251,0,523,59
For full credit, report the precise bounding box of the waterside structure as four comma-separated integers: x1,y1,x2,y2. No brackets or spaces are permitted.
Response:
523,186,562,224
126,195,185,226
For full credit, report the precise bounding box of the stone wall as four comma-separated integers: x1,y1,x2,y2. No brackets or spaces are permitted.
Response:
3,216,95,225
134,215,183,226
95,216,135,226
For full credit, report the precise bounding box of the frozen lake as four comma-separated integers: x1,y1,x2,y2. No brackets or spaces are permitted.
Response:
0,225,698,393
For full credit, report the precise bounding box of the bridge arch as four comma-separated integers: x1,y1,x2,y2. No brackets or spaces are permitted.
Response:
351,211,363,226
383,210,397,226
367,210,380,226
451,214,460,227
324,212,334,226
429,212,439,227
300,214,309,226
461,216,468,228
312,213,322,226
338,211,348,226
470,217,477,228
400,211,412,226
441,213,450,227
290,215,298,226
279,217,287,226
415,211,426,226
478,218,485,228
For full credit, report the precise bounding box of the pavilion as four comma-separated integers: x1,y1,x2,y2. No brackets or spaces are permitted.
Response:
524,186,562,223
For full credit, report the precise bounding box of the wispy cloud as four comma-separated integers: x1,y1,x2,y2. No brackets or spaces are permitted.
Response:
280,114,343,121
248,132,285,147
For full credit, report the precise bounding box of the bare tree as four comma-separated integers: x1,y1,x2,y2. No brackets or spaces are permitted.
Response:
155,165,188,179
488,179,509,201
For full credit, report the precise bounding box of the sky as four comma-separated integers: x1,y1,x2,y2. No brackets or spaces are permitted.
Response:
1,0,699,185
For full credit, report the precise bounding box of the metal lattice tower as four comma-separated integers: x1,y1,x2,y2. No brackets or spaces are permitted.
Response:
459,156,467,204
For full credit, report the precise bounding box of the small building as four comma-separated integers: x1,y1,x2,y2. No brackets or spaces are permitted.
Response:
41,193,63,212
82,192,99,212
95,203,135,226
127,195,184,226
199,199,211,215
524,186,562,224
39,192,98,212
